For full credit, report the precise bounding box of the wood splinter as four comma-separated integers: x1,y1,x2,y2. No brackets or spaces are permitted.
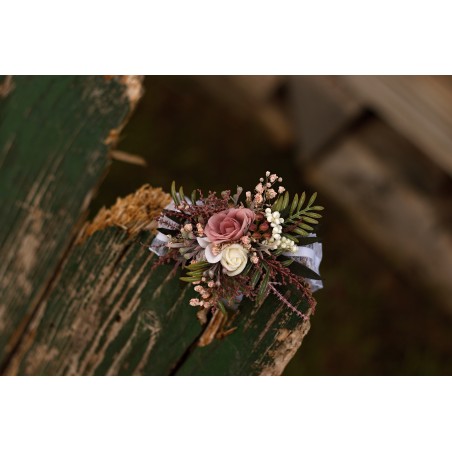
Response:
197,309,238,347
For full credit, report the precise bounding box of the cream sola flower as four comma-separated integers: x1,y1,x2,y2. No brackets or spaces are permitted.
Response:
197,237,248,276
220,243,248,276
149,173,324,329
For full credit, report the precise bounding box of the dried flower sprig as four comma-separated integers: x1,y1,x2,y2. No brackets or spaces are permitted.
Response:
149,172,324,326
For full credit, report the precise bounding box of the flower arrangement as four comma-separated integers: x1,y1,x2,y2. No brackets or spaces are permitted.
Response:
150,171,323,322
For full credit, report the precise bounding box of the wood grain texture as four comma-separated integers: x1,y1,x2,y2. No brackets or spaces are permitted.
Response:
6,229,204,375
6,225,311,376
0,75,141,366
176,303,311,376
339,76,452,177
1,76,311,376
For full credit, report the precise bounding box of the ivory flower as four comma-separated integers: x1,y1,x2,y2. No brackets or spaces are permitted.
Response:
220,244,248,276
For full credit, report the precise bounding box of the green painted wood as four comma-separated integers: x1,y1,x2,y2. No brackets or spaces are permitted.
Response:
1,75,312,375
0,75,138,366
176,292,311,376
6,229,204,375
6,226,311,376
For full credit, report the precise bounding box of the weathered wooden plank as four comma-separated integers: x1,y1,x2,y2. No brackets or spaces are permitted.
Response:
6,186,312,375
6,228,204,375
339,76,452,177
176,296,311,376
0,75,142,366
305,117,452,314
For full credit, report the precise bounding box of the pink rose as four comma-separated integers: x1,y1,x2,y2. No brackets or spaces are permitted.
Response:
204,208,255,244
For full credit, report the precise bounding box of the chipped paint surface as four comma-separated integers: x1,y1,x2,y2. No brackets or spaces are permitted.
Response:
120,75,144,109
0,71,312,374
3,173,312,376
4,175,312,375
259,319,311,376
6,226,203,375
15,209,45,297
0,76,143,369
24,344,60,375
76,254,154,375
175,293,313,375
102,76,144,148
113,309,161,376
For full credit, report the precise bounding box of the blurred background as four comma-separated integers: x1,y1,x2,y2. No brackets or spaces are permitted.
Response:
90,76,452,375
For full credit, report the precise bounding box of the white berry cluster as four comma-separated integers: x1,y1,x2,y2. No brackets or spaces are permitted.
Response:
261,208,295,253
279,236,298,253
